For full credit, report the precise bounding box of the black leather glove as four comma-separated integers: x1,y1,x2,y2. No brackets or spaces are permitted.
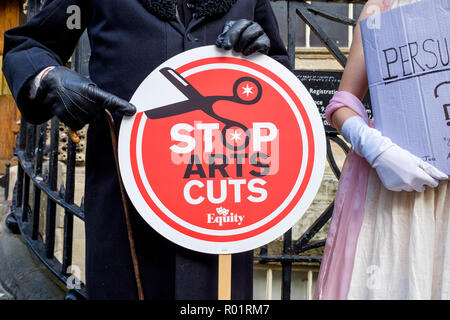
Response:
216,19,271,56
36,66,136,131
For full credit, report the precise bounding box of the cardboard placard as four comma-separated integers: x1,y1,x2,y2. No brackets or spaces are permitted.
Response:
361,0,450,175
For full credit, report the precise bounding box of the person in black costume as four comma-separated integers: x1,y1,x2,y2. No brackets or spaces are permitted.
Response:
2,0,290,300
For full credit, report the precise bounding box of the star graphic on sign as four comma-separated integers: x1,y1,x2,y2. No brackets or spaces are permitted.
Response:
229,130,242,142
241,84,254,97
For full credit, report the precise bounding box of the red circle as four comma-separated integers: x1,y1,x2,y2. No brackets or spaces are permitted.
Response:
237,80,259,101
129,57,315,242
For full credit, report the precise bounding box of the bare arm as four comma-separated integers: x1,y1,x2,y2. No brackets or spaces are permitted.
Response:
331,0,384,132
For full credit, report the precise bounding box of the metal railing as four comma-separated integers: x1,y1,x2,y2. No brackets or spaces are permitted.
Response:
5,0,369,300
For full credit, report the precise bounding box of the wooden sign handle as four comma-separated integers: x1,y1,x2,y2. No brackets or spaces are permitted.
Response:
218,254,232,300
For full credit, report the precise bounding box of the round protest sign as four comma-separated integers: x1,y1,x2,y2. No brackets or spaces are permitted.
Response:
119,45,326,254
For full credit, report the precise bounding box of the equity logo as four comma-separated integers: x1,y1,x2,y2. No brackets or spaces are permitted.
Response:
207,207,244,226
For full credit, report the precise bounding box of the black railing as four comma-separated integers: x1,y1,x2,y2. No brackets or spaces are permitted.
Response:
5,0,369,300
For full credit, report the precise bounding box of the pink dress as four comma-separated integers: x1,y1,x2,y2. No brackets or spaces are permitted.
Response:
314,0,450,300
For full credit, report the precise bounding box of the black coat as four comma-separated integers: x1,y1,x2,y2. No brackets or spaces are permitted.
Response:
3,0,290,300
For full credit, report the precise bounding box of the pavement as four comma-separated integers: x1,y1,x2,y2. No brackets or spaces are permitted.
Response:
0,185,66,300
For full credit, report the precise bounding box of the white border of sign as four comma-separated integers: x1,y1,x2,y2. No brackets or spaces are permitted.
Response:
119,45,326,254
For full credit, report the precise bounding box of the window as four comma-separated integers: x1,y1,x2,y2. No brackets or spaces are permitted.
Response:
271,1,365,48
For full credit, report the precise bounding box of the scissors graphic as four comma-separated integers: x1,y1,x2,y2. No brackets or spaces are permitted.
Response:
145,67,263,151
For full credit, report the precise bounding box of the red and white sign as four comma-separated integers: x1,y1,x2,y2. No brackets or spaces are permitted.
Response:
119,46,326,254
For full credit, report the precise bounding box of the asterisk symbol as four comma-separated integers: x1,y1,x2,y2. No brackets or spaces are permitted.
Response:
241,84,254,97
229,130,242,142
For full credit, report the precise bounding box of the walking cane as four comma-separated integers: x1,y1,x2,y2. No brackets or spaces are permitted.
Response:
69,111,144,300
71,112,234,301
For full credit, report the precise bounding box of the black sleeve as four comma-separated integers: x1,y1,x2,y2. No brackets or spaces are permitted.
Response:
254,0,291,71
2,0,91,124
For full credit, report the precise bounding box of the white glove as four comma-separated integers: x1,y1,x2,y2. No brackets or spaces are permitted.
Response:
341,116,448,192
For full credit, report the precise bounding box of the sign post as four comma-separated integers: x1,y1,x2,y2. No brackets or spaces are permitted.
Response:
218,254,232,300
118,45,326,299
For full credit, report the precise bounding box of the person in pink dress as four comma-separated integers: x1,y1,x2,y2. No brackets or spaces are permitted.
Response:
314,0,450,300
